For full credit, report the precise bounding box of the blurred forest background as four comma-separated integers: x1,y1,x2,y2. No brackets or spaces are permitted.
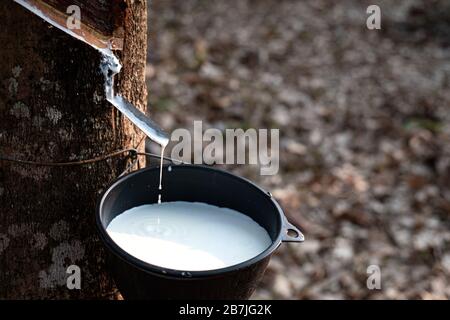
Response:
146,0,450,299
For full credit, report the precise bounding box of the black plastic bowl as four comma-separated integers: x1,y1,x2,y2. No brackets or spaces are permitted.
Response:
96,164,304,300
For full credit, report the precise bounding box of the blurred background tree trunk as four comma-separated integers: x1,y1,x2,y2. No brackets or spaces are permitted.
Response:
0,0,147,298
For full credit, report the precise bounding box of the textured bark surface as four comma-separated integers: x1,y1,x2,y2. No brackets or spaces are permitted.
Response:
39,0,125,37
0,0,147,299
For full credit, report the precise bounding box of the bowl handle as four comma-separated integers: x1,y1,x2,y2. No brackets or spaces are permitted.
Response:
282,219,305,243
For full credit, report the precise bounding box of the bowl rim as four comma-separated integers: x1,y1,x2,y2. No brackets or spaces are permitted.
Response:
95,164,285,279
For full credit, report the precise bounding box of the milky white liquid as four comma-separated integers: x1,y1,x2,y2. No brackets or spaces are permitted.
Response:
106,202,272,271
157,146,166,204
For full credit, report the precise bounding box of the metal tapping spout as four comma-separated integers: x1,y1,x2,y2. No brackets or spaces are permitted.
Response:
101,51,170,147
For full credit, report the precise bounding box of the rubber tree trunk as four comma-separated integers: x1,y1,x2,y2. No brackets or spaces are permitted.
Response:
0,0,147,298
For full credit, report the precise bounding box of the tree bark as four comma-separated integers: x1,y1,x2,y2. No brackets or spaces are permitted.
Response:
0,0,147,299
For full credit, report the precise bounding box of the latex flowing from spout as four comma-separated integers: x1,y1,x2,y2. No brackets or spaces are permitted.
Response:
14,0,170,148
101,52,169,204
